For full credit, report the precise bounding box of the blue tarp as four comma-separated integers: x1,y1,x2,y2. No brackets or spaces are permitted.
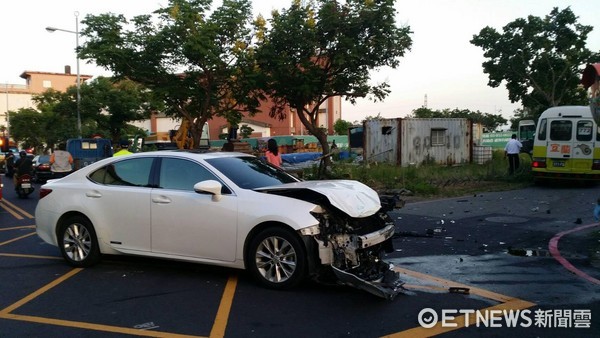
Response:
281,152,322,164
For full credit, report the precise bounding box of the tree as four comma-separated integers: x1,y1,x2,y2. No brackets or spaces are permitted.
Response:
79,0,263,148
79,77,155,142
6,108,48,152
410,107,507,132
333,118,353,136
255,0,412,177
471,7,600,120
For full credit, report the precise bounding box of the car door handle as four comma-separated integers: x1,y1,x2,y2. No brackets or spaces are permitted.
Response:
152,196,172,204
85,191,102,198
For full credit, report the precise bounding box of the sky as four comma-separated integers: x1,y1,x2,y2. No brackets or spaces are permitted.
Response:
1,0,598,124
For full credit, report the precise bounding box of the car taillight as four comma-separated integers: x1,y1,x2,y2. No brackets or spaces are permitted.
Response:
593,160,600,170
39,188,53,199
531,158,546,168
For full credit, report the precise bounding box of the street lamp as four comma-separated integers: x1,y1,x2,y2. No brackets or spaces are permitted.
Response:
46,11,82,138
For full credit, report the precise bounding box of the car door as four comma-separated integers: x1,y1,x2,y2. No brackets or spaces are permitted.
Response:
150,157,238,262
85,157,154,252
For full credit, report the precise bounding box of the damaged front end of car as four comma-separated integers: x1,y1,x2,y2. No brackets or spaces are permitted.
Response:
306,203,404,300
257,181,405,299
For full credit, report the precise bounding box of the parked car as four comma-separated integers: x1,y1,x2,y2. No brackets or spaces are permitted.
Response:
35,151,403,299
32,155,53,183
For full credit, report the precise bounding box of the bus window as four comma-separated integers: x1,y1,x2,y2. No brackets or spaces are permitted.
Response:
537,119,547,141
576,121,593,141
550,120,572,141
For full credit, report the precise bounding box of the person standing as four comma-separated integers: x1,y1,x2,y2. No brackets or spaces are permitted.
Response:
113,139,133,157
49,143,74,178
4,150,15,178
265,138,282,167
504,134,522,175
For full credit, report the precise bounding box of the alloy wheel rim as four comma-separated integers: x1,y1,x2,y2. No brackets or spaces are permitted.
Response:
63,223,91,262
255,236,297,283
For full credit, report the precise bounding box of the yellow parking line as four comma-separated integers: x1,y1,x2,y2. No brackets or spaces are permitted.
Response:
0,199,34,219
0,200,24,220
383,299,536,338
0,267,204,337
395,267,514,303
0,225,35,231
0,252,62,260
1,314,203,338
210,275,238,338
0,232,36,247
383,267,536,337
0,268,83,315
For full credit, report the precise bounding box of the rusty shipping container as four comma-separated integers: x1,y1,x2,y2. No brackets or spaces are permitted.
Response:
363,118,473,166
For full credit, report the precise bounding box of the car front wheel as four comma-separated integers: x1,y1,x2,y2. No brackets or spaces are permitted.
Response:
247,227,307,290
57,215,101,267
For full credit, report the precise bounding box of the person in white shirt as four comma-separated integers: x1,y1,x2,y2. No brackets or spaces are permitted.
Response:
504,134,523,175
50,143,74,178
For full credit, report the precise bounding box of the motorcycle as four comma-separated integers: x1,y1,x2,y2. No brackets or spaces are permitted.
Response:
15,173,34,198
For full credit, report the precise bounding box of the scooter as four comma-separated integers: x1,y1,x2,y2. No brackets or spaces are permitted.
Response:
15,174,34,198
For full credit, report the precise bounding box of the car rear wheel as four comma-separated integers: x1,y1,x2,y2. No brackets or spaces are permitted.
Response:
247,227,307,290
57,215,101,267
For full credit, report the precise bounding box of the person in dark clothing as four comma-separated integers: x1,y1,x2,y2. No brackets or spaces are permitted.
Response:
13,150,33,186
4,150,15,177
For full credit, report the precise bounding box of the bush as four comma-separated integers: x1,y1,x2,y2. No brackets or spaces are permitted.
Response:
303,149,533,198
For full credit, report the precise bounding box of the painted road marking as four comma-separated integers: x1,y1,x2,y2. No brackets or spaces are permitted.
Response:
0,231,535,337
0,232,36,247
549,222,600,285
0,199,34,219
384,267,537,337
209,276,238,338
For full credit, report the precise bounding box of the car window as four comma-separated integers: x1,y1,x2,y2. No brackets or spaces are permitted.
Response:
89,158,154,187
206,156,299,189
159,157,224,191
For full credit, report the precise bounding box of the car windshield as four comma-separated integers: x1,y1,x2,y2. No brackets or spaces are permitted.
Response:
206,156,299,189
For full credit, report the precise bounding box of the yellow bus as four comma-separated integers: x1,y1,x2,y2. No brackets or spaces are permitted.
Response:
531,106,600,181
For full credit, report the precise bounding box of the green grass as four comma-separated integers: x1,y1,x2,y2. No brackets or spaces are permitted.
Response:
303,150,533,198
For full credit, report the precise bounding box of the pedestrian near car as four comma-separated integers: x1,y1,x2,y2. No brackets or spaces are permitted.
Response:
49,143,73,178
504,134,522,175
113,139,133,157
265,138,282,167
5,150,15,178
594,198,600,222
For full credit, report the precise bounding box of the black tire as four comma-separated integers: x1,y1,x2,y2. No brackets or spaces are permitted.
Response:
247,227,307,290
57,215,101,267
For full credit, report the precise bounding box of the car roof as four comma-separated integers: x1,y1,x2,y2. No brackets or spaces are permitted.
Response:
129,150,253,160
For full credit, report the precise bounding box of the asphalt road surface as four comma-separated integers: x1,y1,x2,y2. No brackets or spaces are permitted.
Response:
0,176,598,337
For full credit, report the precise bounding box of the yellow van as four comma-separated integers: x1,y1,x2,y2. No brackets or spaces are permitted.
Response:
531,106,600,180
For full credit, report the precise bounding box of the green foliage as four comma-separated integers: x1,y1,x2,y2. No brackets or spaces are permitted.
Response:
471,7,600,120
333,119,353,136
305,150,532,197
411,107,507,132
256,0,412,177
80,77,155,142
239,124,254,138
79,0,263,148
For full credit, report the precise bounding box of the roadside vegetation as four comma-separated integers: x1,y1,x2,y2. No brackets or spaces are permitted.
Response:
303,149,533,199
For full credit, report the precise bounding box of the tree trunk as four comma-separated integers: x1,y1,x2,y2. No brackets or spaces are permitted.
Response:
294,104,331,178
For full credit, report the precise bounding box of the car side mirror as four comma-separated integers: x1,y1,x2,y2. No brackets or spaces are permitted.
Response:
194,180,223,202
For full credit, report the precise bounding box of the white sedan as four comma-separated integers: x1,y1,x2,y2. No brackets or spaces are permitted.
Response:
35,151,403,299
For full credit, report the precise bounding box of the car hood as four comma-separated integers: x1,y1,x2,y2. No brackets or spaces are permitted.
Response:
255,180,381,218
